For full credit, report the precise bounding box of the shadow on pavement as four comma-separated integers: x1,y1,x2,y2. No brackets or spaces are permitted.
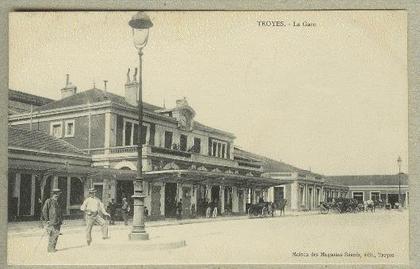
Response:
59,244,88,252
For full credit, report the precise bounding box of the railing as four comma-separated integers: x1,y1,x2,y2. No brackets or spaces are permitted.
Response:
85,145,261,171
150,146,191,158
110,146,138,154
238,161,262,169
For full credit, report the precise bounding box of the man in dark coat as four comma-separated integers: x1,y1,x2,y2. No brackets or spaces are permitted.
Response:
107,199,117,225
176,199,183,220
42,188,63,253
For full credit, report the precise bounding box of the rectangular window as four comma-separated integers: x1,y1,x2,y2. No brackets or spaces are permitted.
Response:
193,137,201,153
123,119,150,146
133,124,138,145
380,193,386,202
141,125,148,145
164,131,173,149
50,121,63,138
209,139,228,158
221,144,226,158
180,134,187,151
371,192,380,201
352,192,364,203
124,121,133,146
212,142,217,156
64,120,75,137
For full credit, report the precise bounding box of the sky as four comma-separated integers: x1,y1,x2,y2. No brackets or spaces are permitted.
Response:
8,11,408,175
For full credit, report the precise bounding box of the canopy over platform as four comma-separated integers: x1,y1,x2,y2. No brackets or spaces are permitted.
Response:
144,170,292,188
8,159,137,180
9,160,292,188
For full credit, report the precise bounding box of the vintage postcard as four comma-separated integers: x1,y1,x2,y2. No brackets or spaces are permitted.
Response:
6,11,408,266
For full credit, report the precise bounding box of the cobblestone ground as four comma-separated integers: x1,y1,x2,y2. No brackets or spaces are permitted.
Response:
8,210,408,265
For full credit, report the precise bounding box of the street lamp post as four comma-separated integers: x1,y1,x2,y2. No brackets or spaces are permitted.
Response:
397,156,402,207
128,11,153,240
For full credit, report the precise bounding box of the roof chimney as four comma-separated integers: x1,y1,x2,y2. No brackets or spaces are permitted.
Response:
61,74,77,99
124,68,138,106
104,80,108,92
176,97,188,107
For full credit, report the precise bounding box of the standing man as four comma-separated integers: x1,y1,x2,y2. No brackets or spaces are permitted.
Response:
80,188,110,246
176,199,183,220
107,199,116,225
42,188,63,253
121,197,130,225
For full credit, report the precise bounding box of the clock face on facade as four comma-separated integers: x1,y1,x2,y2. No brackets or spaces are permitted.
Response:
179,114,187,126
178,110,192,130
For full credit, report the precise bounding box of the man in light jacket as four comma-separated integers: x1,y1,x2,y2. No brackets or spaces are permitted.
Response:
80,188,110,246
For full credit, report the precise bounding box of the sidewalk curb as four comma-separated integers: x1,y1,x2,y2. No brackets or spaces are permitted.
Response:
8,212,320,238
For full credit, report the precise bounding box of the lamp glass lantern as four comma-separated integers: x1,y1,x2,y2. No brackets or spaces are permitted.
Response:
129,12,153,51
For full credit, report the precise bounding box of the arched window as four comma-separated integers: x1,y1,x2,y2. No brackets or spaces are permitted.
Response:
70,177,84,205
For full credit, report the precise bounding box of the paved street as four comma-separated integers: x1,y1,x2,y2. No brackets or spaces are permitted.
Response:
8,210,408,265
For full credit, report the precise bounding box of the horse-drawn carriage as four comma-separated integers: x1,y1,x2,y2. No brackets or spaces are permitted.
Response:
248,199,287,217
319,198,363,214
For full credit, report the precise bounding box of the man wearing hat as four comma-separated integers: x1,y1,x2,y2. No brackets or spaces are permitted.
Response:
42,188,63,253
80,188,110,246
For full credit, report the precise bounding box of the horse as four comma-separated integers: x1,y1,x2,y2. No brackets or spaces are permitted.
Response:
319,201,330,214
277,199,287,216
364,199,375,212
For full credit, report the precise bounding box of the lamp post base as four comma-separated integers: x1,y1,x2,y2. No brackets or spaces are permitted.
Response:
129,232,149,240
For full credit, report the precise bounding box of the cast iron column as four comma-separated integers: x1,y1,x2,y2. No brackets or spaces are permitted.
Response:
129,50,149,240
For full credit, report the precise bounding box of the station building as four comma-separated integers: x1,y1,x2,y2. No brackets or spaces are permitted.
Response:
7,75,407,220
8,74,291,220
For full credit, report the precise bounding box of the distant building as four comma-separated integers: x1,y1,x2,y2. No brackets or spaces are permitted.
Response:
234,149,349,211
326,174,409,208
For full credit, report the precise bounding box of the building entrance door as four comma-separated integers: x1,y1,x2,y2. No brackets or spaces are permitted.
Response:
308,188,313,210
182,186,191,217
224,186,232,213
151,185,161,218
34,176,42,219
273,186,284,207
19,174,32,217
388,194,399,208
238,190,244,213
116,180,133,205
165,183,177,217
211,185,220,205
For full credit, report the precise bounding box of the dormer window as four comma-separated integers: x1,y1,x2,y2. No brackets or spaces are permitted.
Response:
50,121,62,138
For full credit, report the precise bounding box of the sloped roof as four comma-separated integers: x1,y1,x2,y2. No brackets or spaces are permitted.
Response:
34,88,162,112
15,88,235,139
9,89,54,106
234,147,302,173
194,121,235,138
9,89,55,115
8,127,89,157
326,174,408,186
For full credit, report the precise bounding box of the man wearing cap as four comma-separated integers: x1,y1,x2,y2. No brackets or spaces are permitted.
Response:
80,188,110,246
42,188,63,253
